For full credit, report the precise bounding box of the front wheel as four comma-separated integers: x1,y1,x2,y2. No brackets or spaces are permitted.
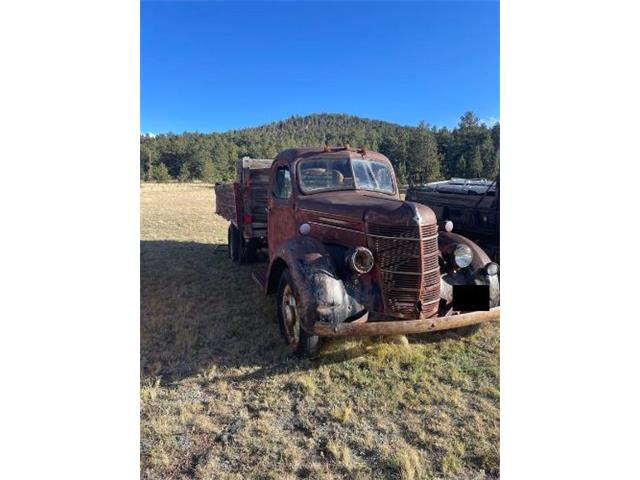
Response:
276,268,321,357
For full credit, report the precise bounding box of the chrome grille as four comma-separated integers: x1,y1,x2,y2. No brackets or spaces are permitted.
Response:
368,223,440,317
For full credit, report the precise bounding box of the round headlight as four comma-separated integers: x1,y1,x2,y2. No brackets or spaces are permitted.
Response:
453,244,473,269
346,247,374,274
444,220,454,232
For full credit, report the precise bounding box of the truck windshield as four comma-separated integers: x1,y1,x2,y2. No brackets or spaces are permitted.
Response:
298,157,395,194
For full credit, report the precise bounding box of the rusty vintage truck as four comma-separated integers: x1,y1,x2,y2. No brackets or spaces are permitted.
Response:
215,147,500,356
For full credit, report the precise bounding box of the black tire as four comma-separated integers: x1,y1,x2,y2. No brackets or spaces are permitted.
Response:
276,268,321,357
242,238,258,264
228,224,244,263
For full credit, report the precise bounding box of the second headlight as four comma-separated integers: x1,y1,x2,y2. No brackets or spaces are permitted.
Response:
453,244,473,268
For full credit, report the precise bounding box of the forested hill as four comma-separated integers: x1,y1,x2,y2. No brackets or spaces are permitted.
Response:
140,112,499,185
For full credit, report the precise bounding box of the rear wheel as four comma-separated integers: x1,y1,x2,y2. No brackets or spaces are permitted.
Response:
276,269,320,357
228,224,244,263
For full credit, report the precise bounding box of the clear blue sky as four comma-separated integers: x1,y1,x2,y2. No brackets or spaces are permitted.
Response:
141,1,499,134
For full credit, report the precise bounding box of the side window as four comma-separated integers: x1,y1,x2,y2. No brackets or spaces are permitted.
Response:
273,166,292,199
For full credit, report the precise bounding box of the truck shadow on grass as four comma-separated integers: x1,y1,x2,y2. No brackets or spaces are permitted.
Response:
141,239,474,384
142,239,276,382
141,240,381,382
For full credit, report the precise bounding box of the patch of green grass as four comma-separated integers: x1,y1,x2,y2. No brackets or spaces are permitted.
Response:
287,374,318,397
391,446,424,480
140,183,500,479
329,405,353,424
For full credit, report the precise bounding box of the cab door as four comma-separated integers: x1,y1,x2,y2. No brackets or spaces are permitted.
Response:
267,163,296,259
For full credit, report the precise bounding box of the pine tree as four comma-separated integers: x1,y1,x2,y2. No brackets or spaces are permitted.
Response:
459,112,480,130
435,127,455,178
178,163,190,182
491,122,500,151
187,148,209,180
471,146,483,178
140,146,153,181
394,159,407,186
407,122,441,183
151,162,171,182
456,155,467,177
200,159,216,183
480,136,496,178
145,155,153,180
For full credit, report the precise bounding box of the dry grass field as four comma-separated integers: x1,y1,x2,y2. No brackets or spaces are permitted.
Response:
140,183,500,480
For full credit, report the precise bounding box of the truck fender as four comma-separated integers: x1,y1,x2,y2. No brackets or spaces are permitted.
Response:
438,231,492,267
266,235,366,331
438,231,500,308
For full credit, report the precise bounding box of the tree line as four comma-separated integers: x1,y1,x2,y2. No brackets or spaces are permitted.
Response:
140,112,499,185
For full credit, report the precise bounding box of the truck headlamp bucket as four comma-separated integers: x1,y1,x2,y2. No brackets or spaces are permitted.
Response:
346,247,374,274
453,244,473,269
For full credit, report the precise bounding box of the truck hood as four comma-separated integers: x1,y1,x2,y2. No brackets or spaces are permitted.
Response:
297,190,437,227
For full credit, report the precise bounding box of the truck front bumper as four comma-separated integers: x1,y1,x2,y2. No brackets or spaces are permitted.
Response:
311,307,500,337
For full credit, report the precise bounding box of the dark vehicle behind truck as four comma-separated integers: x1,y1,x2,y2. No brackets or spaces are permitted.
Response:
215,147,500,356
406,177,500,262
